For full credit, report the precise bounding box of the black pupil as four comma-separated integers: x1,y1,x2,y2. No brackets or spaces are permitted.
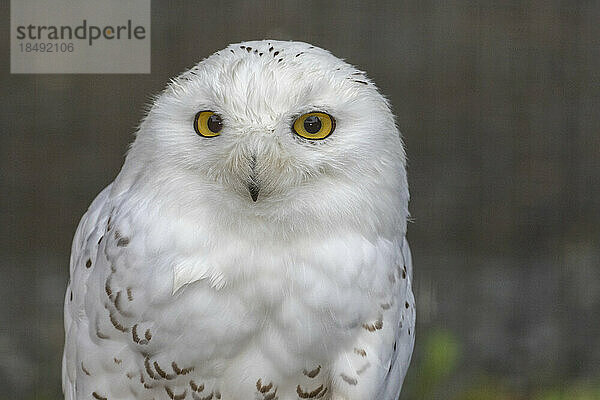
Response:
303,116,322,134
207,114,223,133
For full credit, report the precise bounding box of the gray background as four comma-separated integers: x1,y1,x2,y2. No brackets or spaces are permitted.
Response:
1,1,599,399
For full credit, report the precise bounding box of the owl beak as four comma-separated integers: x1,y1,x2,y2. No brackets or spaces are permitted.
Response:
247,155,260,202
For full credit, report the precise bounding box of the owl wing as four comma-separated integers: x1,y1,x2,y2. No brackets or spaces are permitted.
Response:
62,185,113,400
331,237,415,399
378,237,415,400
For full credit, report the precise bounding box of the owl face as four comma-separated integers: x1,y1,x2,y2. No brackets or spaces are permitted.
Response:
128,41,407,229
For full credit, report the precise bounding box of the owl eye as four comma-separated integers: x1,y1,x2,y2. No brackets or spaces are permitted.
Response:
292,112,335,140
194,111,223,137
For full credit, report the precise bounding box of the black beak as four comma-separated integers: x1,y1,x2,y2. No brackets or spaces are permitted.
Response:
248,155,259,202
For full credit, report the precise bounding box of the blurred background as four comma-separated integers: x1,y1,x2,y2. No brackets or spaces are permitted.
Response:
1,1,599,399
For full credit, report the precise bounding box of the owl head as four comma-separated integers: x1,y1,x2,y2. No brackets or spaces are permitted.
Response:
114,40,409,237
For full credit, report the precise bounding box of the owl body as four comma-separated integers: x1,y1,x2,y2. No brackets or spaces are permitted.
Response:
63,40,415,400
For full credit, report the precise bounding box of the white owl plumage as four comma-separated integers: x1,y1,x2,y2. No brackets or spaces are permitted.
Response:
63,40,415,400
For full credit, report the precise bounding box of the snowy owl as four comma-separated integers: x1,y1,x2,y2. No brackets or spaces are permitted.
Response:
63,40,415,400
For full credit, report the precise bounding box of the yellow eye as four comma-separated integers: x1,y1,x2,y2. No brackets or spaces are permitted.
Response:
194,111,223,137
292,112,335,140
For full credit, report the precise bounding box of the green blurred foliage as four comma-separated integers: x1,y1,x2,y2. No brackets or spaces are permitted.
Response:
412,329,461,399
404,329,600,400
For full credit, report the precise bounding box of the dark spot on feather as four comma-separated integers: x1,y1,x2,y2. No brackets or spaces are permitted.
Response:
190,380,205,392
86,259,92,268
340,373,357,385
297,384,324,398
144,357,157,379
256,378,273,393
140,371,155,389
273,51,279,56
354,348,367,357
363,321,379,332
172,361,194,375
113,291,133,317
165,386,187,400
354,80,368,85
92,392,107,400
113,291,121,306
108,311,128,332
303,365,321,378
132,324,141,343
362,314,383,332
81,362,91,376
154,360,176,380
269,46,274,52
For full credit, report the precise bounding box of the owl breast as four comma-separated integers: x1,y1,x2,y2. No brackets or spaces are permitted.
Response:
143,231,394,366
79,200,406,400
